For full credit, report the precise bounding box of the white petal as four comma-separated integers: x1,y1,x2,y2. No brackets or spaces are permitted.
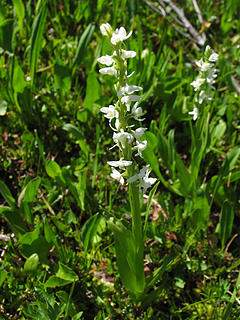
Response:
99,67,117,77
97,55,114,66
100,23,112,36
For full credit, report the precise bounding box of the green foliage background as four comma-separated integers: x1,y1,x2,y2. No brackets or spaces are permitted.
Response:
0,0,240,319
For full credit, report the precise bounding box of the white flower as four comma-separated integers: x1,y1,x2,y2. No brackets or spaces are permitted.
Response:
100,104,118,120
206,68,217,83
107,159,132,168
133,140,147,158
208,52,218,62
189,106,199,121
110,168,124,185
196,59,212,72
127,165,156,194
197,90,213,104
131,102,145,121
190,78,205,91
100,23,112,36
127,166,150,183
121,95,142,111
120,49,136,59
139,176,157,194
117,84,142,96
99,66,117,77
97,55,114,66
113,130,134,148
132,127,147,140
111,27,132,45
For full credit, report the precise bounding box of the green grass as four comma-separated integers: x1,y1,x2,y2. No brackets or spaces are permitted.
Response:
0,0,240,319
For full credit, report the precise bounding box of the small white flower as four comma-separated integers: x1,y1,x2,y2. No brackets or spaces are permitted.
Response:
133,140,147,158
26,76,31,82
97,55,114,66
117,84,142,96
196,59,212,72
127,165,156,193
206,68,217,83
190,78,205,91
100,104,118,120
108,159,132,168
113,130,134,148
111,27,132,45
100,23,112,36
121,95,142,111
110,168,124,185
131,102,145,121
197,90,213,104
208,52,218,62
99,66,117,77
120,49,136,59
132,127,147,140
139,176,157,194
189,106,199,121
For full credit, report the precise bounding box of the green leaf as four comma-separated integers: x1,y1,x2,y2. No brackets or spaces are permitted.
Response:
45,160,62,178
0,19,14,52
191,189,210,230
56,262,78,282
18,177,41,205
0,179,15,207
220,147,240,178
0,100,8,116
24,253,39,272
216,200,234,249
12,0,25,36
81,213,104,252
0,270,7,287
62,124,88,157
29,2,47,86
83,71,100,111
45,276,72,288
72,23,95,70
109,219,145,296
53,60,71,92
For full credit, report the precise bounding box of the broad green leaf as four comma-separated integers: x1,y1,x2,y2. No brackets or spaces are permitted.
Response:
24,253,39,272
0,270,7,287
53,60,71,92
81,213,104,252
45,276,72,288
216,200,234,249
19,236,51,265
191,189,210,230
83,71,100,111
0,19,14,52
220,146,240,178
18,177,41,205
72,23,95,70
0,179,15,207
12,0,25,36
109,219,145,296
0,206,27,235
45,160,62,178
0,100,7,116
56,262,78,282
29,2,47,86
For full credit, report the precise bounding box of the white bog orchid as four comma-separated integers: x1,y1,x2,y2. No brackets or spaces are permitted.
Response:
189,106,199,121
191,78,205,91
100,23,112,36
98,23,156,193
99,66,117,77
97,55,114,66
111,27,132,45
107,159,132,168
100,105,118,120
117,84,143,96
110,168,124,185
